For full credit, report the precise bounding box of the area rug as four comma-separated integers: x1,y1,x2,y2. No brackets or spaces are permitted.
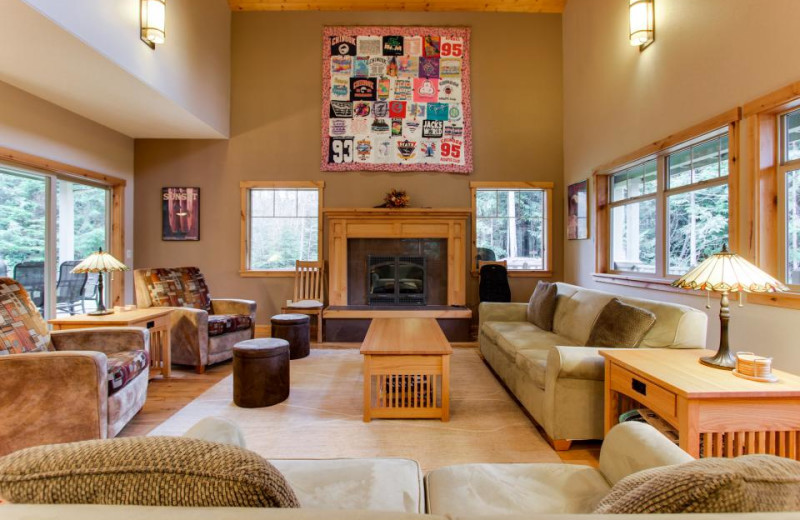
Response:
149,348,560,471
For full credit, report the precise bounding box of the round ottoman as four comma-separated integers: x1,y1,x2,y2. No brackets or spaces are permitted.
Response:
233,338,290,408
270,313,311,360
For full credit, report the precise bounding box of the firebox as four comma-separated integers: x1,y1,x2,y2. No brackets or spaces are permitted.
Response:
367,255,426,305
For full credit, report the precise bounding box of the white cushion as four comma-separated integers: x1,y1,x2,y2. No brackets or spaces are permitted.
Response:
270,458,424,513
425,463,610,516
288,300,324,309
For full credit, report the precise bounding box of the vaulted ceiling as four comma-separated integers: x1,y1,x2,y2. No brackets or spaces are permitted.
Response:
228,0,566,14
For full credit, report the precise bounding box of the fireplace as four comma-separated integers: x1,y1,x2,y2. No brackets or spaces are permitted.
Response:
368,255,426,305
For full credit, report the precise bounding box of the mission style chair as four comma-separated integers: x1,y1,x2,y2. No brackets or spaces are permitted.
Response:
0,278,150,456
282,260,325,343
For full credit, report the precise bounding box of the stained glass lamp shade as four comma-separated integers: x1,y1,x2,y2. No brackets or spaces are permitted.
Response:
71,248,130,315
672,245,788,369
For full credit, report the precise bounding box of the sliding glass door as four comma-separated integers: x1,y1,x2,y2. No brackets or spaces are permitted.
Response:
0,164,109,319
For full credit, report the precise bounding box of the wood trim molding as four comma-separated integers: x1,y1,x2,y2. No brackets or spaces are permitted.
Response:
228,0,566,13
591,273,698,296
742,79,800,118
593,108,742,175
0,146,126,187
240,181,325,276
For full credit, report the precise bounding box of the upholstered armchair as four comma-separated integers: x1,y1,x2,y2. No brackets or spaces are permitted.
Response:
133,267,256,373
0,278,150,456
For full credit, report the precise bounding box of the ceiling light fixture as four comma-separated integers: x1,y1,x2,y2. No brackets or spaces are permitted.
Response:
629,0,654,50
141,0,166,49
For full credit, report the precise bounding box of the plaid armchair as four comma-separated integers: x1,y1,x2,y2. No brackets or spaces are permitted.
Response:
133,267,256,373
0,278,150,456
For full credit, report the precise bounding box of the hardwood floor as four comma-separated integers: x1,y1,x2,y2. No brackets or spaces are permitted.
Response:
121,346,601,467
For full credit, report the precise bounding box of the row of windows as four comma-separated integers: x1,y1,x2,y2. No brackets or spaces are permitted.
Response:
241,182,552,275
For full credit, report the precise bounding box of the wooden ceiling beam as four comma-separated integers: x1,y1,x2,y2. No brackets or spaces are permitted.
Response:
228,0,566,14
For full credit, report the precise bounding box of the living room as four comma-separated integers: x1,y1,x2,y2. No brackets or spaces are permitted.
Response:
1,0,800,517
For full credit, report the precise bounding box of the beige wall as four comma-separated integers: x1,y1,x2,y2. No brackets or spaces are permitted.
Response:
135,11,563,323
0,80,135,302
22,0,231,136
563,0,800,373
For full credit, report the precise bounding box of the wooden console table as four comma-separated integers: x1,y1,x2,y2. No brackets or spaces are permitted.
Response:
361,318,452,422
49,308,173,379
601,348,800,460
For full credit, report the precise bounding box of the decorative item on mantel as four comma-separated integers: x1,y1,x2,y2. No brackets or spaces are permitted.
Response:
671,244,788,370
71,248,130,316
375,189,410,208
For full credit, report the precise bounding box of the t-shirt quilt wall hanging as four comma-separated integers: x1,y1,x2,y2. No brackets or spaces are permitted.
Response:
322,26,472,174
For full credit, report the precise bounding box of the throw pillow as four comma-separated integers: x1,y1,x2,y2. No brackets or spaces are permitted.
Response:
526,281,558,331
585,298,656,348
0,436,300,508
594,454,800,514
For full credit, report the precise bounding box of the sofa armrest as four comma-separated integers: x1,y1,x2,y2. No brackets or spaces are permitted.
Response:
546,345,605,381
478,302,528,331
211,298,257,317
51,327,150,355
599,421,694,485
0,351,108,455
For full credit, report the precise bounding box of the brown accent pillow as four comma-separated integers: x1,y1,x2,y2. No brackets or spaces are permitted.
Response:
526,281,558,331
0,436,299,508
586,298,656,347
594,455,800,514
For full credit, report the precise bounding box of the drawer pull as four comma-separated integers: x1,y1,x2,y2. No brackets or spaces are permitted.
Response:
632,378,647,396
146,320,155,329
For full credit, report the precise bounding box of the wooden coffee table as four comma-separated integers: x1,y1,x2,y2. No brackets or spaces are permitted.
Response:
360,318,453,422
49,308,173,379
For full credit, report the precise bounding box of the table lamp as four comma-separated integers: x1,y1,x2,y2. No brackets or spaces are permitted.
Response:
71,248,130,315
671,244,788,369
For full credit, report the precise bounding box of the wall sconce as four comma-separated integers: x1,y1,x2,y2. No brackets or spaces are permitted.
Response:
140,0,166,49
629,0,654,50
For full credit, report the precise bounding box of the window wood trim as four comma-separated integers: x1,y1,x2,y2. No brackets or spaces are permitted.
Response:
0,145,127,307
744,80,800,308
239,180,325,277
593,109,740,290
469,181,554,277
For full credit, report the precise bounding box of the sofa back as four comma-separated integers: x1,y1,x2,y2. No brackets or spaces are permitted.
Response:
0,277,52,355
134,267,212,312
552,283,707,349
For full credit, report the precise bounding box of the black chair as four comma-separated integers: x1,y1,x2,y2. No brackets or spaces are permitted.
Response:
13,261,45,311
56,260,88,315
476,247,496,269
479,262,511,303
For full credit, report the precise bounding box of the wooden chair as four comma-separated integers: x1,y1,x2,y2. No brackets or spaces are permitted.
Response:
282,260,325,344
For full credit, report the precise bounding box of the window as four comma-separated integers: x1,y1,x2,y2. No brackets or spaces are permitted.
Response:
595,110,738,284
240,181,324,276
470,182,553,275
0,161,114,318
780,108,800,287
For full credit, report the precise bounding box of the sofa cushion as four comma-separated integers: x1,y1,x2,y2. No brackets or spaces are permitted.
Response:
208,314,253,337
586,298,656,348
0,278,52,355
426,463,610,516
107,349,150,395
0,437,299,508
527,281,557,331
141,267,212,311
595,454,800,514
270,458,423,513
515,349,549,389
484,321,575,360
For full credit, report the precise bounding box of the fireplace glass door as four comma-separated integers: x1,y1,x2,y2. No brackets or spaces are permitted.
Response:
368,255,426,305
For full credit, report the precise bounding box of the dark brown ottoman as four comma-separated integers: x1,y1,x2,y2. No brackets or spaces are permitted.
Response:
270,313,311,360
233,338,290,408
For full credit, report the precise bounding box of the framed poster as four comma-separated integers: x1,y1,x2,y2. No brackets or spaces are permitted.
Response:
567,180,588,240
162,187,200,241
322,26,472,173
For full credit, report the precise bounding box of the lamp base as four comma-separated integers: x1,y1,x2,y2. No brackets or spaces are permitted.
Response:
699,350,736,370
88,309,114,316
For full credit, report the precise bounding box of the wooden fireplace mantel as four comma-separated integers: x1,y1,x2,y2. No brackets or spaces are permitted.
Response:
324,207,471,307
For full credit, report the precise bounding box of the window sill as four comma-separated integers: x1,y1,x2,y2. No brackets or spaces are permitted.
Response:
592,272,696,296
746,291,800,310
471,270,553,278
239,270,296,278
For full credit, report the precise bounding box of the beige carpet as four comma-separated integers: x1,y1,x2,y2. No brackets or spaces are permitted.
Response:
149,348,560,471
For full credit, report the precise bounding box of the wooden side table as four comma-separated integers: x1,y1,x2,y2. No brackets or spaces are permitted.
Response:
601,348,800,460
49,308,173,379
